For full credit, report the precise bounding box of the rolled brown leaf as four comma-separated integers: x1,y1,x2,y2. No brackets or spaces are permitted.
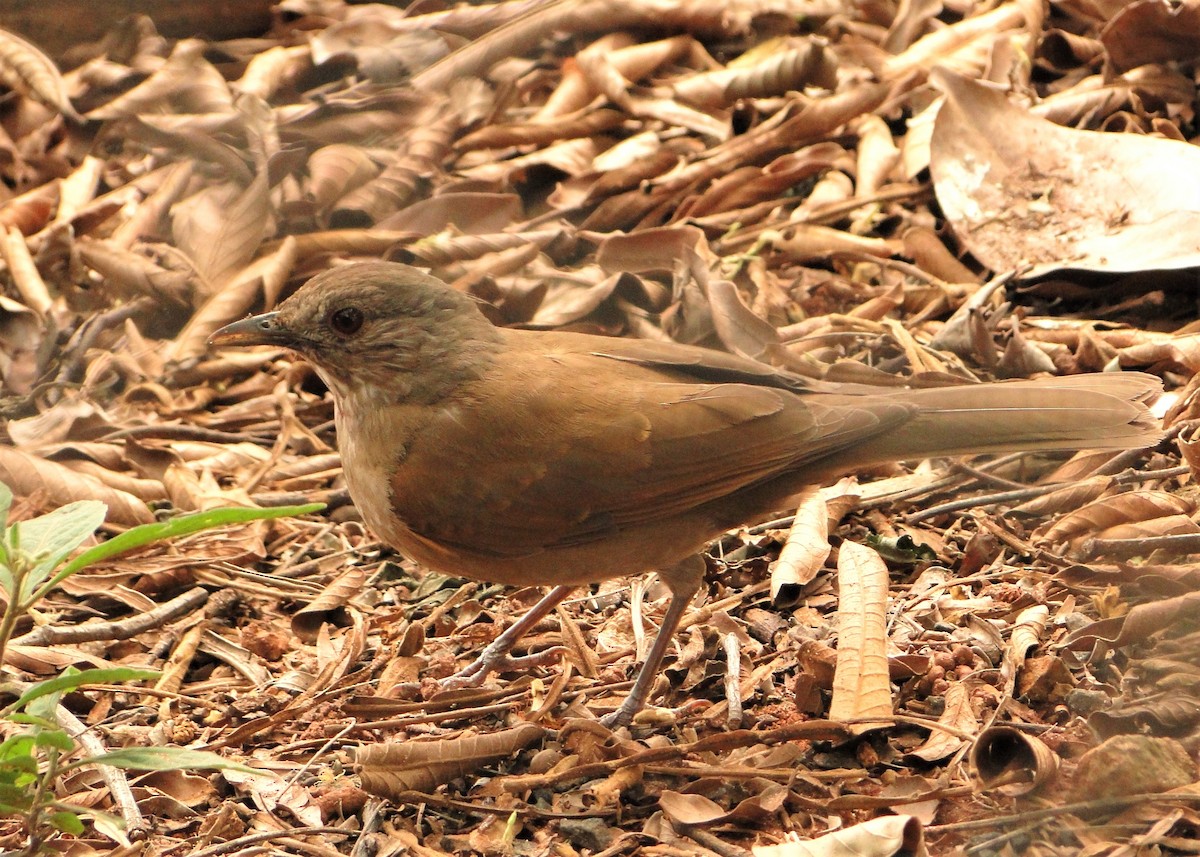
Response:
970,725,1058,796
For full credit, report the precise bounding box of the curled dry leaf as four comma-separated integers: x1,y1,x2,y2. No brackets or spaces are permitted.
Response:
672,37,837,108
1060,591,1200,651
1038,489,1193,545
999,604,1047,691
306,144,381,212
882,2,1028,79
355,723,545,799
171,170,271,296
1101,0,1200,72
769,487,830,602
1010,475,1112,517
0,27,79,120
291,566,369,642
970,726,1058,796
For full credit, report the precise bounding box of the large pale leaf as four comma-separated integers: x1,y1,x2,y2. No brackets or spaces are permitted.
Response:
931,69,1200,276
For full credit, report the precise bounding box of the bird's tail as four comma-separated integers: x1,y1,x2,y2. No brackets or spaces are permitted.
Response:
838,371,1163,465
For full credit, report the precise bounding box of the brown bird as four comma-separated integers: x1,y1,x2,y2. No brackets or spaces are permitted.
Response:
211,261,1161,726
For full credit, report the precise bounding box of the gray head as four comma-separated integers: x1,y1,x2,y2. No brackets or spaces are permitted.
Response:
210,261,502,402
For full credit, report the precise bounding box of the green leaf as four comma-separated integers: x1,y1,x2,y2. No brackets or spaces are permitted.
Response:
48,503,324,592
68,747,255,774
48,810,85,835
7,713,59,730
34,730,74,752
0,734,37,764
14,500,107,598
3,668,159,717
0,786,34,811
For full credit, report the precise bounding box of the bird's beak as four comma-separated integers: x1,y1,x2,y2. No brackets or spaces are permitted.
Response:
209,312,292,348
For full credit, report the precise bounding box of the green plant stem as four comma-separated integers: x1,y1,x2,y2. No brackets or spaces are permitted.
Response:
0,562,28,667
24,746,60,849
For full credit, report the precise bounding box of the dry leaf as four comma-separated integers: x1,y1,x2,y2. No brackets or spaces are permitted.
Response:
932,69,1200,276
829,541,893,731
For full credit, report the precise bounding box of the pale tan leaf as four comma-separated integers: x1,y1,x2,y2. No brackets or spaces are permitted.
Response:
931,69,1200,276
658,791,726,826
770,488,830,601
0,226,51,317
708,279,782,362
292,566,370,642
854,115,900,198
882,2,1027,78
1060,591,1200,651
398,229,562,267
54,155,104,225
0,446,153,526
306,144,381,211
1092,514,1200,543
170,236,298,362
0,27,79,119
672,38,836,107
1040,490,1193,544
765,225,902,262
234,44,312,100
830,541,893,731
909,682,977,762
751,815,928,857
86,40,231,120
171,170,271,295
1000,604,1048,690
356,724,545,798
1011,475,1112,517
77,240,193,307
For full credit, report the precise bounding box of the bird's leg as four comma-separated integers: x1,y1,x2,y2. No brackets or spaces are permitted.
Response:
440,584,574,690
599,554,705,728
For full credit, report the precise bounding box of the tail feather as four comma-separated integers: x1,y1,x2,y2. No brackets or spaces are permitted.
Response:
845,372,1162,463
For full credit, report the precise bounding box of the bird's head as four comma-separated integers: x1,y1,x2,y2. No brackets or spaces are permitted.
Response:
210,261,502,403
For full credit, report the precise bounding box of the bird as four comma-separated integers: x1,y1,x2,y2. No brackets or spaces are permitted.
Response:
210,260,1162,727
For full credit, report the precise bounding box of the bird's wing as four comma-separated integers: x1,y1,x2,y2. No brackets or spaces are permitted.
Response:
533,329,816,390
389,348,912,558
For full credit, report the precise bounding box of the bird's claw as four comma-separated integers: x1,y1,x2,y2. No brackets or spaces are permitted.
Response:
440,645,570,691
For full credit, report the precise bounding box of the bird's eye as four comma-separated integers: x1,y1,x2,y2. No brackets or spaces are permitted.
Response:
328,306,364,336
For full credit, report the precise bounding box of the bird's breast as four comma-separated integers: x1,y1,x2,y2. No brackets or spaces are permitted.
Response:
333,391,421,553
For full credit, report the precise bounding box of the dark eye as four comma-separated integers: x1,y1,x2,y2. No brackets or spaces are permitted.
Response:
329,306,363,336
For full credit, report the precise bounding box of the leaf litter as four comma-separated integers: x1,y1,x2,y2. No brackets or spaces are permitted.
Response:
0,0,1199,854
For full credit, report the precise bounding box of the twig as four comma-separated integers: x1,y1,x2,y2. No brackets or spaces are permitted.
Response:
1078,531,1200,561
927,792,1200,833
905,462,1186,524
676,825,752,857
722,632,743,728
162,828,356,857
56,705,145,840
13,587,209,646
344,700,522,732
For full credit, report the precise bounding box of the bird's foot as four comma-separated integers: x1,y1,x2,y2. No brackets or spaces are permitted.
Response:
439,644,569,692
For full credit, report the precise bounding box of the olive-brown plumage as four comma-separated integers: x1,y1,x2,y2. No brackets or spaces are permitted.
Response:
212,261,1162,725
